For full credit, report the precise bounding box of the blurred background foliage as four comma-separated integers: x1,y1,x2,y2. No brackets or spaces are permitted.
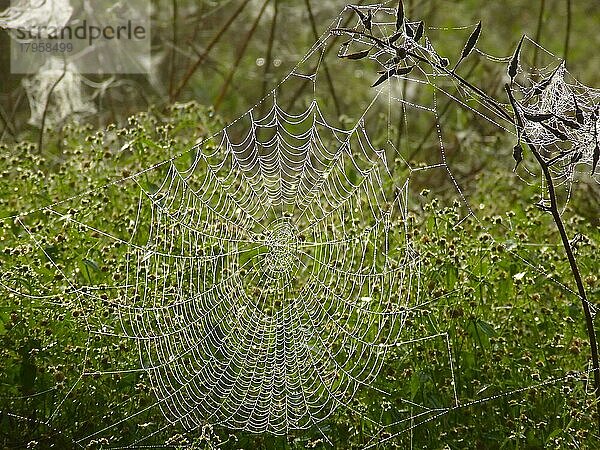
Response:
1,0,599,135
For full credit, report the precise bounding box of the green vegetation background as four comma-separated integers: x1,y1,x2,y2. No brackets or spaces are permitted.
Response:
0,1,599,448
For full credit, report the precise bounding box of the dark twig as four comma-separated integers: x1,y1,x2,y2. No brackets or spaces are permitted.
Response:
332,27,512,121
504,83,600,429
395,75,409,155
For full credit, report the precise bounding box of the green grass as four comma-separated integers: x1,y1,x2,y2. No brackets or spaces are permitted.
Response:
0,102,597,449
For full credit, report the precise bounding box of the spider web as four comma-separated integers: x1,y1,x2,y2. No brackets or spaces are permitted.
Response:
116,95,417,436
1,2,598,448
509,57,600,208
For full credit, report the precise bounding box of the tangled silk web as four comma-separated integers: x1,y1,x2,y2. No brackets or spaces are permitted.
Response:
21,57,98,128
3,2,600,448
511,61,600,196
0,0,73,33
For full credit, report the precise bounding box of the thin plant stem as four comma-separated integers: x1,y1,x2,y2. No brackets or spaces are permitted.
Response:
533,0,545,69
214,0,270,112
304,0,341,117
168,0,178,98
409,52,511,121
1,90,23,142
38,59,67,154
171,0,250,103
520,130,600,431
0,105,15,141
262,0,278,102
284,0,366,112
564,0,572,60
407,60,481,161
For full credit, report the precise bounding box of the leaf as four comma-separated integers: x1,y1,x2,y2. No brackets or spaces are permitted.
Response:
573,94,584,125
468,320,491,348
454,21,481,70
548,429,563,439
82,258,101,283
19,358,36,393
569,151,582,164
558,116,581,130
410,372,420,399
512,143,523,171
405,22,414,38
540,122,568,141
462,21,482,57
372,71,392,87
385,56,401,67
531,64,560,96
445,264,458,289
339,49,370,60
372,66,414,87
82,258,100,272
523,112,553,122
387,31,403,45
350,5,371,31
508,35,525,83
378,65,414,76
364,10,372,32
349,5,366,22
395,65,414,76
396,0,404,31
413,21,424,41
477,320,496,337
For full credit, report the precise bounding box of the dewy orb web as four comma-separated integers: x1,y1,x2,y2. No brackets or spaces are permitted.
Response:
1,0,599,448
121,95,415,435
